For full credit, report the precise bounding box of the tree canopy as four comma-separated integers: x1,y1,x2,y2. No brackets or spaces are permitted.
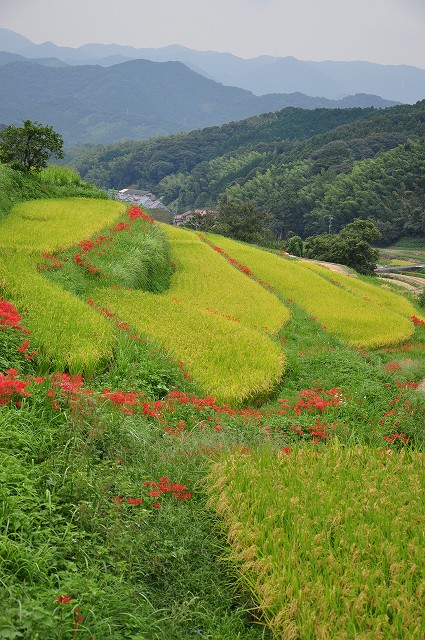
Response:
304,219,381,275
0,120,64,172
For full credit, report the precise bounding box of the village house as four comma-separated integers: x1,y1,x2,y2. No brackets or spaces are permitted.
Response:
174,208,219,226
115,188,170,211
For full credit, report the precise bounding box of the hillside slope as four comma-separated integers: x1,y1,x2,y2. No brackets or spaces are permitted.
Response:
0,181,424,639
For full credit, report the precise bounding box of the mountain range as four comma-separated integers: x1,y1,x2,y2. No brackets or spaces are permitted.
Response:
1,28,425,104
0,46,398,145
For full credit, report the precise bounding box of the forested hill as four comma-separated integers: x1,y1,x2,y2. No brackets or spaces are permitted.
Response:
69,101,425,243
67,105,389,187
0,58,396,146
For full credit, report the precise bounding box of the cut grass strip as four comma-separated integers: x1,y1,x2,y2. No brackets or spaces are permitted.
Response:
90,287,285,405
0,251,114,375
207,443,425,639
0,198,125,252
205,234,415,348
163,225,289,333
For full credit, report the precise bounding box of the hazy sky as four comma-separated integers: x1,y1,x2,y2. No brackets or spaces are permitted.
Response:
1,0,425,68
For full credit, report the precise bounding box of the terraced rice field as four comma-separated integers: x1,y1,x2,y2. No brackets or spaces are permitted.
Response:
1,195,424,639
90,287,285,404
0,198,125,252
204,233,423,348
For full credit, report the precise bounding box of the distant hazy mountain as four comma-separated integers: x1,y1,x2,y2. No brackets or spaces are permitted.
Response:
0,50,68,68
1,28,424,103
0,58,398,145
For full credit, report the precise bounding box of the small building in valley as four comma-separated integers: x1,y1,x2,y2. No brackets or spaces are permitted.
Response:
174,208,219,226
115,188,170,211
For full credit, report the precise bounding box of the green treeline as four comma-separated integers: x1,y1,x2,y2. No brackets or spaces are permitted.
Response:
225,137,425,242
66,106,381,190
68,101,425,243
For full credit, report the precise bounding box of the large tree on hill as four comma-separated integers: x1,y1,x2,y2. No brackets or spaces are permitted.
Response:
0,120,64,172
304,219,381,275
214,201,274,245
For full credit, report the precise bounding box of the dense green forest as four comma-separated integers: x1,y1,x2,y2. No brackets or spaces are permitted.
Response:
66,106,384,188
68,100,425,242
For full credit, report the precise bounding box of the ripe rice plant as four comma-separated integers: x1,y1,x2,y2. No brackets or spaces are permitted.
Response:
163,225,289,333
0,198,125,253
207,444,425,639
205,234,415,348
0,251,114,374
90,287,285,405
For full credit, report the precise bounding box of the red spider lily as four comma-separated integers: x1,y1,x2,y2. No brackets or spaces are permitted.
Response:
383,433,408,444
111,221,130,233
280,446,292,455
80,240,94,253
127,205,155,224
396,381,419,389
17,340,31,353
52,373,85,393
57,595,73,604
412,315,425,327
144,477,192,502
293,387,344,415
0,370,31,406
0,298,29,333
74,608,85,627
112,496,143,505
73,251,104,277
385,362,402,373
38,253,63,270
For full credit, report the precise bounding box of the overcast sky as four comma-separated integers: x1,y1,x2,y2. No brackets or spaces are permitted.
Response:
1,0,425,68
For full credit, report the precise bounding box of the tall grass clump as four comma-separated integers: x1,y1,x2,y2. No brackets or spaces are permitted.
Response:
38,165,82,186
40,207,174,295
0,164,48,222
36,164,109,199
207,444,425,639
